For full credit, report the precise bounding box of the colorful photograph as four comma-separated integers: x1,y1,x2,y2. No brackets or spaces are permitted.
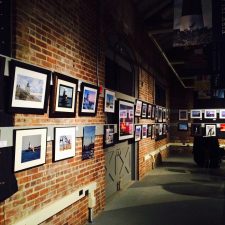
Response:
14,128,47,172
204,109,216,119
179,109,188,120
104,125,115,148
190,110,202,119
82,126,96,160
83,88,97,110
135,100,142,117
219,109,225,119
118,100,134,141
135,125,142,142
205,124,216,137
220,124,225,132
104,90,115,113
142,124,148,138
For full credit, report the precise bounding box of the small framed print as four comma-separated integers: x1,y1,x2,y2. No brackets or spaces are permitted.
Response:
158,107,163,123
9,60,51,114
14,128,47,172
79,82,99,116
54,127,76,161
190,110,202,119
147,124,152,137
104,89,116,113
135,125,142,142
205,124,216,137
179,109,188,120
147,104,152,118
103,125,115,148
204,109,217,119
141,102,148,118
50,72,78,118
142,124,148,138
219,109,225,119
135,100,142,117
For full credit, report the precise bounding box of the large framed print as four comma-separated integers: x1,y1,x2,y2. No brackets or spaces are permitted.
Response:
141,102,147,118
179,109,188,120
82,126,96,160
219,109,225,119
8,60,50,114
204,109,217,119
14,128,47,172
50,72,78,117
205,124,216,137
118,100,134,141
190,110,202,119
104,89,116,113
135,125,142,142
135,100,142,117
79,82,99,116
103,125,115,148
54,127,76,161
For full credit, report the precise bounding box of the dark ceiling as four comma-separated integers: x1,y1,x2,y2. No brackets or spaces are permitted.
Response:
131,0,212,88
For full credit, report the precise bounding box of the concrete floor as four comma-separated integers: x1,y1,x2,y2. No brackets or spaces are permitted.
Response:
91,152,225,225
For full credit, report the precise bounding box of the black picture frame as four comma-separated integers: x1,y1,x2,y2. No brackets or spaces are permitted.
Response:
104,89,116,113
147,124,152,137
103,124,115,148
142,124,148,138
151,105,156,120
178,123,188,131
79,82,99,116
135,99,142,117
141,102,148,118
191,124,202,136
8,60,51,114
147,104,152,119
49,72,78,118
135,125,142,141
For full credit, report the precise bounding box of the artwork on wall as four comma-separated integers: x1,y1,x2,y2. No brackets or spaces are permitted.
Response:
135,99,142,117
135,125,142,142
141,102,147,118
14,128,47,172
191,124,202,136
142,124,148,138
155,106,159,122
220,124,225,132
162,108,166,122
205,124,216,137
50,72,78,118
79,82,99,116
118,100,134,141
54,127,76,161
159,123,163,136
103,125,115,148
82,126,96,160
190,110,202,119
104,89,116,113
178,123,188,131
151,124,155,139
147,104,152,119
151,105,156,120
219,109,225,119
8,60,51,114
158,107,163,122
179,109,188,120
163,123,167,135
147,124,152,137
204,109,217,119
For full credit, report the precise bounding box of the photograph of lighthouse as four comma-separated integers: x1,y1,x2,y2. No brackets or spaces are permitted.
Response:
82,126,96,160
9,60,50,114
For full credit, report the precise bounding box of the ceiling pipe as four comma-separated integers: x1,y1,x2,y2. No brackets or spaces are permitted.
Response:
148,33,193,89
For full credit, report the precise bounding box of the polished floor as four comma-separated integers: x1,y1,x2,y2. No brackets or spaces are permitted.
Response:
92,152,225,225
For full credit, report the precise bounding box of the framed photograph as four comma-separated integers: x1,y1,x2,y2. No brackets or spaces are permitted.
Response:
220,124,225,132
179,109,188,120
205,124,216,137
158,107,163,123
151,105,156,120
135,125,142,142
135,99,142,117
163,124,167,135
50,72,78,118
159,123,163,136
104,89,116,113
147,124,152,137
178,123,188,131
118,100,134,141
162,108,166,122
151,124,155,139
191,124,202,136
82,126,96,160
147,104,152,118
142,124,148,138
79,82,99,116
141,102,148,118
204,109,217,119
14,128,47,172
54,127,76,161
8,60,50,114
190,110,202,119
103,125,115,148
219,109,225,119
155,105,159,122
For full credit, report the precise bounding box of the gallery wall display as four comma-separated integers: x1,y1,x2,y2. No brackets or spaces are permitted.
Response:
79,82,99,116
179,109,188,120
142,124,148,138
104,89,116,113
134,99,142,117
14,128,47,172
135,125,142,142
50,72,78,118
82,126,96,160
8,60,51,114
54,127,76,161
190,110,202,119
103,125,115,148
141,102,147,118
118,100,134,141
204,109,217,119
